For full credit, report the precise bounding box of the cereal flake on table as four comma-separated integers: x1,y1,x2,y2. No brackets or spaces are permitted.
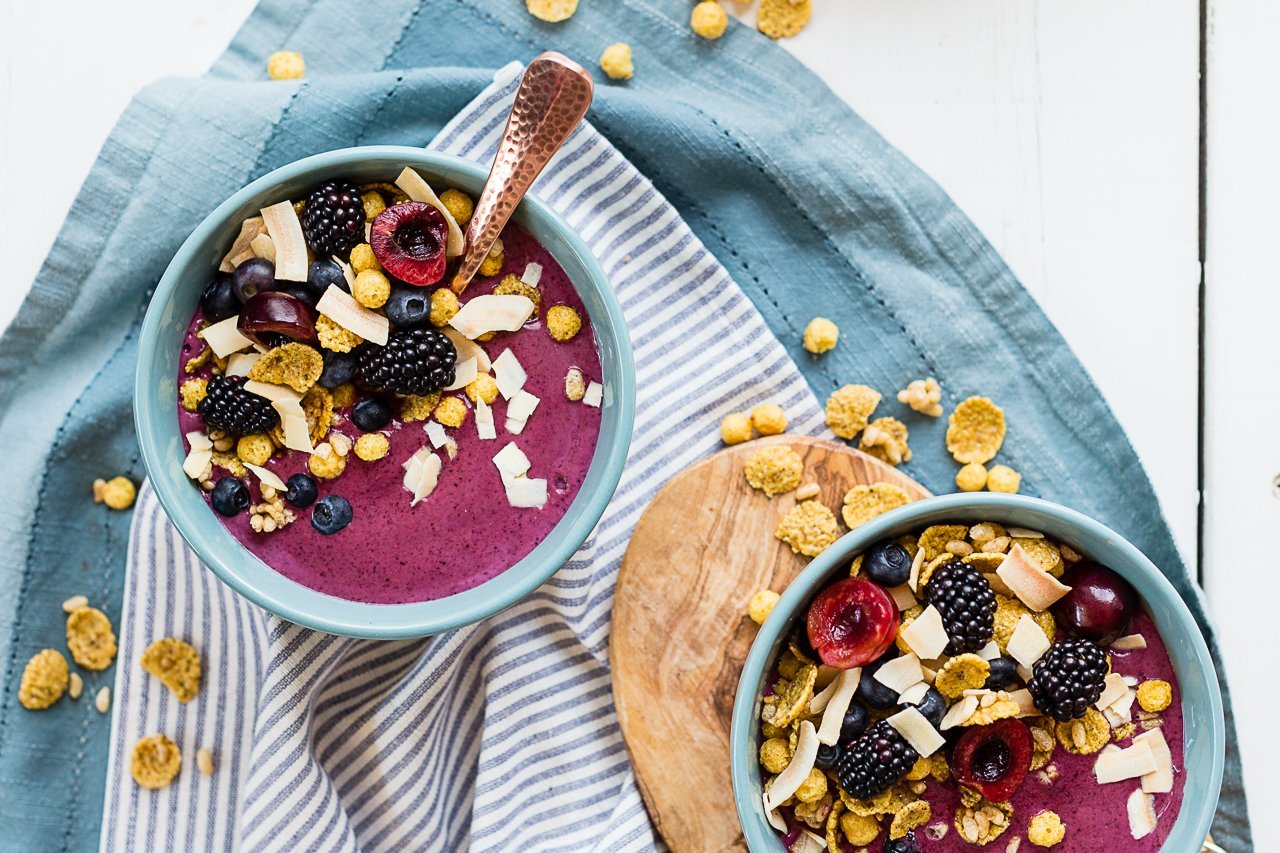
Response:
744,445,804,496
599,43,635,81
898,377,943,417
141,637,203,703
775,500,840,556
93,476,137,510
987,464,1022,494
18,648,69,710
825,384,881,440
526,0,578,22
749,403,787,436
946,396,1006,464
131,734,182,789
721,412,753,445
840,482,911,529
690,1,729,39
66,606,118,671
803,317,839,354
266,51,305,81
757,0,812,39
859,416,911,466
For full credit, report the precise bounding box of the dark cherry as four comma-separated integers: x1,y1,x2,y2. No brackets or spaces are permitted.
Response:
370,202,448,286
951,718,1033,802
1051,561,1139,645
806,578,898,669
237,291,317,346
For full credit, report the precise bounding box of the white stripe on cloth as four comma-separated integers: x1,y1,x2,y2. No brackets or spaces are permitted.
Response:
101,64,833,852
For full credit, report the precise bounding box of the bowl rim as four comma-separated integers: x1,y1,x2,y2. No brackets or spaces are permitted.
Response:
730,492,1224,852
134,145,635,638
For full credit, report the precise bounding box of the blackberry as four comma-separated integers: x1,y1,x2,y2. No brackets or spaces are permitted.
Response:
198,376,279,436
834,720,918,800
301,181,365,257
1028,638,1109,722
884,831,920,853
923,560,996,655
356,328,456,396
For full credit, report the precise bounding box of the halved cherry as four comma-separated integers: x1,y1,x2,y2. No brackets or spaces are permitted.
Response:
805,578,897,669
951,718,1033,803
237,291,317,346
370,202,448,286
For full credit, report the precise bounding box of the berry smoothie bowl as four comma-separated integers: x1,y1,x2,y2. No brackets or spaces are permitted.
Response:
135,147,634,638
730,493,1223,852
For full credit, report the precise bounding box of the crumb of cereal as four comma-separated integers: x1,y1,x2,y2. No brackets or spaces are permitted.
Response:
495,274,542,309
794,482,821,502
140,637,202,702
308,442,348,480
840,812,880,846
18,649,69,709
745,445,804,496
758,0,811,38
1027,810,1066,847
859,416,911,466
354,433,390,462
66,607,117,670
1013,538,1063,577
546,305,583,341
526,0,578,22
802,317,839,354
93,476,137,510
840,482,911,529
429,288,461,327
955,462,988,492
248,343,324,393
440,189,474,225
748,590,781,625
349,243,381,273
935,654,990,698
772,664,818,726
361,191,386,221
267,50,305,80
316,314,364,352
992,594,1055,651
825,384,881,439
197,748,216,776
759,737,792,774
400,392,441,423
565,368,587,401
180,378,208,412
750,403,788,436
464,374,500,405
960,692,1021,727
897,377,943,417
434,396,468,428
946,396,1006,464
721,412,753,445
775,501,840,556
331,383,357,410
478,237,505,277
905,755,933,782
351,269,391,309
236,433,274,467
794,767,828,803
599,43,635,81
131,734,182,789
1136,679,1172,713
986,464,1022,494
953,797,1011,846
1055,708,1110,755
890,800,931,840
690,0,729,38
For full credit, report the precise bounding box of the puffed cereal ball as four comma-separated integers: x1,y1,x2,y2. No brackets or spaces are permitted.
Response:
1136,679,1172,713
354,433,390,462
793,767,827,803
267,51,305,81
429,288,460,327
750,403,788,436
439,189,474,225
986,464,1022,494
802,317,839,354
1027,810,1066,847
95,476,137,510
955,462,988,492
361,191,386,221
236,434,273,467
690,1,729,39
465,374,500,405
434,396,468,428
307,444,348,480
180,378,208,412
565,368,587,401
352,269,390,309
758,738,791,774
747,590,780,625
349,243,381,273
546,305,583,341
599,43,634,81
478,237,505,277
721,412,753,445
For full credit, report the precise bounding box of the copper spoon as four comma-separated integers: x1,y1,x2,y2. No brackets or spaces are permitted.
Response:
450,52,595,295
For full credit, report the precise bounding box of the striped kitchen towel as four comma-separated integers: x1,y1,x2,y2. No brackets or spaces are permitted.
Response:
100,64,829,851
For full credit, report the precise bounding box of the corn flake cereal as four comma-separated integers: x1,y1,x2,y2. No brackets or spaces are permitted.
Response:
316,314,363,352
776,501,840,557
917,525,969,561
308,442,348,480
354,433,390,462
934,654,990,699
759,737,792,774
526,0,578,22
771,663,818,727
1055,707,1109,754
757,0,812,39
748,590,781,625
269,385,333,450
352,269,391,309
478,238,505,277
795,767,828,803
267,50,305,80
992,595,1055,652
1030,719,1056,770
890,800,931,840
494,274,542,310
960,693,1021,727
840,482,910,529
859,417,910,466
1136,679,1172,713
400,392,441,423
19,648,69,709
180,378,208,412
946,396,1006,464
66,606,117,670
140,637,202,703
840,811,880,846
825,384,880,439
953,798,1011,846
1028,809,1066,847
745,445,804,496
439,188,474,225
434,396,468,428
825,800,847,852
349,242,380,273
237,433,273,467
905,755,932,782
331,383,357,410
721,413,753,445
429,288,461,327
986,464,1022,494
1014,538,1064,577
248,343,324,393
131,734,182,789
465,374,500,405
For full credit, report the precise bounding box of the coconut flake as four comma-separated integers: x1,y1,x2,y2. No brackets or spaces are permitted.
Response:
220,216,266,272
316,284,390,346
763,720,819,810
816,668,861,745
394,167,464,257
273,399,313,452
333,255,357,289
225,351,261,377
899,605,949,661
521,262,543,287
809,677,841,716
1136,729,1173,794
444,358,478,392
1007,614,1052,668
1008,688,1038,717
791,831,826,853
449,295,536,340
582,381,604,408
424,420,449,449
505,476,548,509
507,390,541,423
888,584,918,611
1111,634,1148,651
874,654,924,695
996,544,1072,612
886,707,945,757
259,200,308,281
1096,673,1130,711
763,796,787,833
897,681,931,707
491,348,528,400
908,548,926,593
940,695,980,731
476,399,497,440
443,329,492,373
249,232,276,264
201,316,253,359
493,443,531,481
1127,789,1157,839
243,379,302,404
977,641,1002,661
1006,527,1045,539
244,462,286,492
182,433,213,480
1094,742,1158,784
410,452,442,506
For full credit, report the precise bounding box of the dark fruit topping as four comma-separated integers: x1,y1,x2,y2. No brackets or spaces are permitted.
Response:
903,686,946,729
311,494,353,535
352,398,393,432
834,720,919,800
277,283,318,310
840,702,869,742
318,351,359,389
923,560,996,655
856,652,901,710
1052,561,1138,645
370,202,448,286
200,273,240,322
233,258,276,304
210,476,251,517
864,540,912,587
884,831,920,853
383,283,432,328
806,578,898,669
307,258,348,297
951,718,1033,802
814,743,841,772
356,328,456,396
284,473,318,508
984,655,1019,691
198,376,280,436
1027,638,1110,722
301,181,365,257
237,291,317,346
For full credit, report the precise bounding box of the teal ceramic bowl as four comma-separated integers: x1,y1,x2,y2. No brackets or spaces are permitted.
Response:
730,493,1223,851
134,146,635,638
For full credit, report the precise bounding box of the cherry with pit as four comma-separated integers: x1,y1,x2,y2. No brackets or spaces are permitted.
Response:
806,577,897,669
951,718,1033,802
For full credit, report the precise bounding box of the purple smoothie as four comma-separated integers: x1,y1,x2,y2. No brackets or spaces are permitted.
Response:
178,224,603,604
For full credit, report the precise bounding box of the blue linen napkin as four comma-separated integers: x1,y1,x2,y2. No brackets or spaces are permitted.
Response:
0,1,1251,850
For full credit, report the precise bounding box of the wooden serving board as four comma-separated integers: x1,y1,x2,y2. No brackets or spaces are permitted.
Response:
610,434,930,852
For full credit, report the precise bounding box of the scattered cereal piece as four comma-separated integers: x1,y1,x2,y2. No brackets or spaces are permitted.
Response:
400,392,441,423
751,403,788,436
68,672,83,700
759,737,792,774
859,417,911,466
439,188,474,226
18,649,69,709
140,637,202,703
478,237,505,277
960,692,1021,727
840,482,911,529
748,590,781,625
1136,679,1172,713
180,378,208,412
825,384,881,440
905,755,933,782
946,396,1006,464
307,442,348,480
897,377,943,417
330,383,357,410
95,686,111,714
349,243,380,273
802,317,839,354
131,734,181,789
953,797,1011,846
794,767,828,803
429,288,461,327
1055,708,1110,755
465,374,501,406
248,343,324,393
745,445,804,496
526,0,578,22
93,476,137,511
840,812,880,846
1029,719,1056,770
986,464,1022,494
237,433,274,467
935,654,990,699
61,594,89,613
1013,538,1064,577
775,501,840,556
757,0,812,39
691,1,729,39
354,433,390,462
772,663,818,727
494,274,542,310
546,304,583,341
600,43,635,81
197,747,216,776
794,482,821,502
564,368,587,402
434,396,468,428
66,607,117,670
1027,810,1066,847
955,462,988,492
890,800,931,840
266,50,305,81
721,412,753,445
316,314,363,352
361,191,386,221
352,269,391,309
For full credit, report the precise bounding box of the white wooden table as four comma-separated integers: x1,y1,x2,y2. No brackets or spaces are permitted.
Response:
0,0,1269,845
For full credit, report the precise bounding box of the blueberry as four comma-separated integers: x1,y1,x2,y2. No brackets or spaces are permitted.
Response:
284,473,318,508
864,540,912,587
311,495,352,535
383,283,431,328
318,351,358,389
351,398,392,432
857,657,900,710
233,258,276,303
840,702,869,741
884,830,920,853
904,686,946,728
814,742,841,771
210,476,250,517
200,273,240,322
984,655,1019,691
278,283,318,310
306,259,347,297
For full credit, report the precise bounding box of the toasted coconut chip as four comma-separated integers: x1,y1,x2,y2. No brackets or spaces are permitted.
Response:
260,201,307,282
763,720,819,811
816,668,861,745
